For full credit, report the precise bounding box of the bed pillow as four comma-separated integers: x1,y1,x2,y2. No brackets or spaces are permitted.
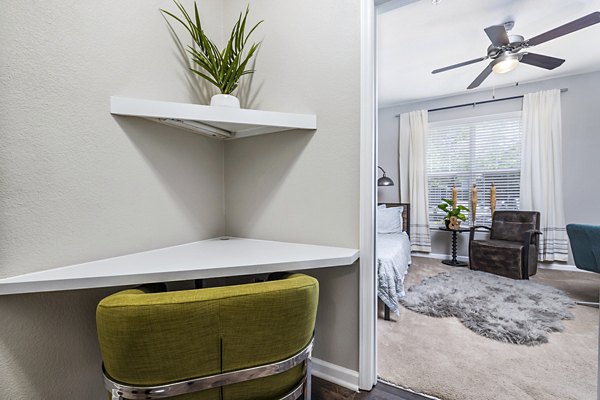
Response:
378,206,404,234
396,206,404,231
378,204,387,209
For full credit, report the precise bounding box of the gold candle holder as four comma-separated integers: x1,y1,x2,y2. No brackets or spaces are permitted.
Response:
451,184,458,208
471,184,477,225
490,183,496,218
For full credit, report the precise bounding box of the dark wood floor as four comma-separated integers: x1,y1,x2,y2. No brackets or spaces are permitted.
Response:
313,377,430,400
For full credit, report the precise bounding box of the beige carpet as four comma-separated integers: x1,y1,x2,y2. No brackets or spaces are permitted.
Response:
378,257,599,400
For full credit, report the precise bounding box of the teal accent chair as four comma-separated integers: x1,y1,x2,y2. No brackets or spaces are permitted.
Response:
566,224,600,307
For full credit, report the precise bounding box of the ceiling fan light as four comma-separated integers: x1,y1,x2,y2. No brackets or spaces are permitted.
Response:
492,54,520,74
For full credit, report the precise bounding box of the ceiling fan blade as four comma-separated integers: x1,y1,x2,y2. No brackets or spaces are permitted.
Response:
432,56,488,74
484,25,510,47
528,12,600,46
467,63,493,90
520,52,565,70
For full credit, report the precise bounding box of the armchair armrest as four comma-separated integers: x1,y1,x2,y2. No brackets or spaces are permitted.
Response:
522,229,543,245
521,229,542,279
470,225,491,243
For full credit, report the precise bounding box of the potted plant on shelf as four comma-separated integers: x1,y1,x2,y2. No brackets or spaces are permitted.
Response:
161,1,263,108
437,198,469,230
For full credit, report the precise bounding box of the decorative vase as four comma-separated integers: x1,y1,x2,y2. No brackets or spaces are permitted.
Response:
453,218,462,230
445,217,461,230
210,94,240,108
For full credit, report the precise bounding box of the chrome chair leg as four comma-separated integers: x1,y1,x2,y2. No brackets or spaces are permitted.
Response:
576,301,600,308
304,357,312,400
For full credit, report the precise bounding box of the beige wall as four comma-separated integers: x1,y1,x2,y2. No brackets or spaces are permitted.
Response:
222,0,362,370
0,1,224,398
1,0,364,397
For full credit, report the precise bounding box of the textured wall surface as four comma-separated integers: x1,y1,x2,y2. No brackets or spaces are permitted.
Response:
222,0,362,371
1,0,364,397
0,1,224,398
378,70,600,262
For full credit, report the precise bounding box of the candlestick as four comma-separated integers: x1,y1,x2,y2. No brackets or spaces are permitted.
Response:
471,184,477,224
452,185,458,208
490,183,497,218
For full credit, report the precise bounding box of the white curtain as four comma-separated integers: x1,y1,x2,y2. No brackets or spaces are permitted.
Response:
399,110,431,252
521,89,568,262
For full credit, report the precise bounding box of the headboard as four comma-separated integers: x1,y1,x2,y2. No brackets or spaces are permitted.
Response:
378,203,410,238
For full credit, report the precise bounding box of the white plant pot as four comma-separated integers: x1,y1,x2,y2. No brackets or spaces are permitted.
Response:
210,94,240,108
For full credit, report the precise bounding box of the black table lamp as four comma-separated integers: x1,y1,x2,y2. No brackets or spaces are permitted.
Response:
378,166,394,187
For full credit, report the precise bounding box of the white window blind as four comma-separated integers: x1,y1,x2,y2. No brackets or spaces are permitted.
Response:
427,112,522,227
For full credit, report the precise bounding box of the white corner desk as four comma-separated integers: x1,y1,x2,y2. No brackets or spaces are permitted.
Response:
0,237,359,296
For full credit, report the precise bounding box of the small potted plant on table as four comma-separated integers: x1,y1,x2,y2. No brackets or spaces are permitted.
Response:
437,198,469,230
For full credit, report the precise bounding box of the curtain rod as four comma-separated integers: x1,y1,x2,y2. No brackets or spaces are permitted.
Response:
394,88,568,116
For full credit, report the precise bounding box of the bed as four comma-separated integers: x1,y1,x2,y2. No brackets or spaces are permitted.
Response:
377,203,411,320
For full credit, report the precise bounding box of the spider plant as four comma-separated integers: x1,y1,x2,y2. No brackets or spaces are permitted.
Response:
161,1,263,95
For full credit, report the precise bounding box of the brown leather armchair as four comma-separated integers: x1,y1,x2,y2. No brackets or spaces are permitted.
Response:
469,211,542,280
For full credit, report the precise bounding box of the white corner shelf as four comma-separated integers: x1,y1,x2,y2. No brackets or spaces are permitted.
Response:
111,96,317,140
0,237,359,295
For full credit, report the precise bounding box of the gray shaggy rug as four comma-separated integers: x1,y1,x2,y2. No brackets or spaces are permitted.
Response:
400,269,575,345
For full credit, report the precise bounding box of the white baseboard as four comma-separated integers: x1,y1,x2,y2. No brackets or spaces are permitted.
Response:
311,358,359,392
538,262,582,272
414,253,583,273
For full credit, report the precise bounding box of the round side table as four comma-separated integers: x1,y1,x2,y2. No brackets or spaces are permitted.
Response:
438,226,470,267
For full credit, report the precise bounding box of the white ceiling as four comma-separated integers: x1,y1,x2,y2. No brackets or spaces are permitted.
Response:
377,0,600,107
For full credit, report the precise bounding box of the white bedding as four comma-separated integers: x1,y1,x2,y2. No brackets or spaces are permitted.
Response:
377,232,411,314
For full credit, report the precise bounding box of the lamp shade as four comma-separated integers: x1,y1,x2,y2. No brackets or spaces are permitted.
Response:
377,166,395,187
378,176,395,186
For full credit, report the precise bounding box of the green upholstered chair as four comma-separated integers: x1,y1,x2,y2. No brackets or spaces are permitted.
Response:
567,224,600,307
96,273,318,400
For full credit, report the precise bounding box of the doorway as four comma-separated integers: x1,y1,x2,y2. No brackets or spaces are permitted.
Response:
368,1,600,399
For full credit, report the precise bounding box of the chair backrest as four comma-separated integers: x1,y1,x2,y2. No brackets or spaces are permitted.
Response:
490,211,540,242
566,224,600,273
96,273,318,400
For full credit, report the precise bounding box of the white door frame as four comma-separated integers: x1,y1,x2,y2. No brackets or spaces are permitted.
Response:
360,1,420,390
358,0,377,390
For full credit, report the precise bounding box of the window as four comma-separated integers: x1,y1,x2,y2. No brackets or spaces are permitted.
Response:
427,112,522,227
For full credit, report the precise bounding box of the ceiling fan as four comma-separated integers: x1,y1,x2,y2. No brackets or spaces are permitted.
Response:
431,12,600,90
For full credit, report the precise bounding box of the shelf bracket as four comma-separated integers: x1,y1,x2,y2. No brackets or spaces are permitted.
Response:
150,118,234,139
